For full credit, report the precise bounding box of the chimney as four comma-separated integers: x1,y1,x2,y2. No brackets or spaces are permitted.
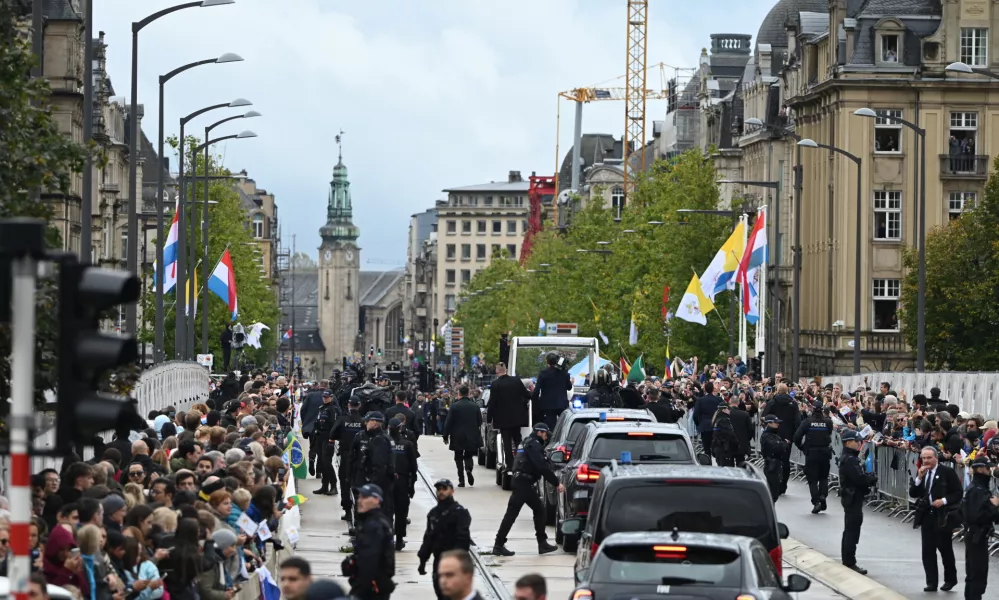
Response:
508,170,522,183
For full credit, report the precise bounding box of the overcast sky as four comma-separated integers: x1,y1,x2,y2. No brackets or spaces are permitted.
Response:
94,0,774,269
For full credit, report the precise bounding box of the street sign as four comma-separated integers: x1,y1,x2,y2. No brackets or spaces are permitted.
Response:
546,322,579,336
196,354,214,369
294,355,301,364
451,326,464,355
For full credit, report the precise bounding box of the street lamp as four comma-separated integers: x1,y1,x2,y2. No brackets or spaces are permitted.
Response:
187,130,257,357
199,111,261,353
797,138,863,374
853,107,927,371
945,61,999,79
126,0,235,336
174,99,252,358
154,53,243,363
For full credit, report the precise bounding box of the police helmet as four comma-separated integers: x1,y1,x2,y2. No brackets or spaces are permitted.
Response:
595,368,610,386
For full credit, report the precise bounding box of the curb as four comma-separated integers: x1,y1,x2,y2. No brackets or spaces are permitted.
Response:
782,537,907,600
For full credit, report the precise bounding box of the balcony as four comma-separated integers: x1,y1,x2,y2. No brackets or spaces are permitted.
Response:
939,154,989,179
100,182,120,194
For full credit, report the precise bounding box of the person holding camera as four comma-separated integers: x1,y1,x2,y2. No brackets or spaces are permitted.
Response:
531,353,572,430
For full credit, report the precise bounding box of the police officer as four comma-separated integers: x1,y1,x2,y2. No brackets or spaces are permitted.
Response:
385,391,419,445
417,479,472,600
584,369,621,408
393,413,420,458
962,455,999,600
838,429,878,575
710,403,738,467
492,423,562,557
759,414,787,503
313,390,339,496
342,484,395,599
350,412,395,528
388,417,417,551
793,405,833,514
330,397,365,523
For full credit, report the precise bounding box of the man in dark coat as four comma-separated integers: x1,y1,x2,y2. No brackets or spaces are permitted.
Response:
531,353,572,430
385,391,419,444
725,394,754,466
762,383,802,495
443,386,483,487
692,381,723,452
486,363,531,473
300,382,328,475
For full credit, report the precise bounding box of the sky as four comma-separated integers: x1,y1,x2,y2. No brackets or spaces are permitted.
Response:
94,0,775,269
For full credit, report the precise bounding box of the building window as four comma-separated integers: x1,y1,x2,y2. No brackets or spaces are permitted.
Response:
461,269,471,284
522,220,528,232
477,220,487,234
484,196,493,206
252,213,265,238
491,244,500,256
611,186,625,219
506,244,517,258
476,244,486,260
461,244,471,260
873,190,902,240
446,269,456,285
507,220,517,234
446,220,456,234
872,279,900,332
461,220,471,234
948,191,977,220
492,220,502,234
445,294,455,312
880,34,898,62
874,110,902,153
948,111,978,171
446,244,456,260
961,28,988,67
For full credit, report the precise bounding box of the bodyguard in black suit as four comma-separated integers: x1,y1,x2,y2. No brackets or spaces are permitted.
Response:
442,386,483,487
909,446,963,592
485,363,531,471
531,353,572,429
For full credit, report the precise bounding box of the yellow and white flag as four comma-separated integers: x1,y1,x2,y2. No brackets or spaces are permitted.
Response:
675,273,716,326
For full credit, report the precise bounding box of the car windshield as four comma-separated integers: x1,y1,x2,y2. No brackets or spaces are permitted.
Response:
603,484,776,548
592,544,742,586
567,416,649,442
590,433,691,463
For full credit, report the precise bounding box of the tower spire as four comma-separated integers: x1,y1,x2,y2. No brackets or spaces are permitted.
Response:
335,129,345,164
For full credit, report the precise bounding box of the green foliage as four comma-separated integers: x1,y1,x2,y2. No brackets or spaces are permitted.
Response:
899,156,999,370
454,151,734,369
0,3,89,409
140,135,279,368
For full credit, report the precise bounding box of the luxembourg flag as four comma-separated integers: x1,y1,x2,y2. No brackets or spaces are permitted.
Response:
208,248,238,320
153,206,180,293
737,209,768,325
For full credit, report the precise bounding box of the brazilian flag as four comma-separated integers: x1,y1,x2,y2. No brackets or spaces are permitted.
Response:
283,433,307,480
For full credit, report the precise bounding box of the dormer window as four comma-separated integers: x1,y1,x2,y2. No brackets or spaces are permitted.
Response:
881,35,898,62
875,19,904,65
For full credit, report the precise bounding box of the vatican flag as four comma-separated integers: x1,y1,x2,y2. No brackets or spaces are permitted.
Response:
675,273,716,326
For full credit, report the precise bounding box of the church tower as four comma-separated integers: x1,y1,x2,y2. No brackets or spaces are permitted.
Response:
318,137,361,367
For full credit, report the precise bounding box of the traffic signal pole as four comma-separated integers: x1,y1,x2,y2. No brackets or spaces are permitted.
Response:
1,218,46,600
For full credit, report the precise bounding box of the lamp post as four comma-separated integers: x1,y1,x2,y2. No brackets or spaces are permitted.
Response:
199,119,260,354
126,0,235,336
154,53,243,364
945,61,999,79
853,107,927,371
745,117,805,381
797,139,863,374
175,99,252,359
677,208,742,356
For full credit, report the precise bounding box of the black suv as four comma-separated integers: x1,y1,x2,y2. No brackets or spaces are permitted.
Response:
564,463,791,581
572,531,810,599
540,407,656,522
551,421,704,552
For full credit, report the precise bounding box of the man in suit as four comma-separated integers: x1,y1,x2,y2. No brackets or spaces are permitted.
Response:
725,393,754,466
909,446,962,592
436,550,485,600
692,381,723,453
532,353,572,429
443,386,483,487
486,363,532,474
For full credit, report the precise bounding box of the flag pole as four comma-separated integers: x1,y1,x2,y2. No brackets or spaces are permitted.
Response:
738,213,748,360
755,206,767,376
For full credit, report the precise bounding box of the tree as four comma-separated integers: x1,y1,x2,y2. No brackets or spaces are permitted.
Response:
0,2,89,410
898,157,999,370
292,252,316,269
139,135,280,368
454,150,734,369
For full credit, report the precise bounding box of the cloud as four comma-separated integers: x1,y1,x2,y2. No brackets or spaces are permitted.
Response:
94,0,774,267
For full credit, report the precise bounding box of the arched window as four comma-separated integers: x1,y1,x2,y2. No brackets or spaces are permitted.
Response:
611,186,625,220
252,213,265,238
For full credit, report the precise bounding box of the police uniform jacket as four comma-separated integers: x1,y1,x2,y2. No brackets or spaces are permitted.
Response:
963,475,999,543
329,410,364,456
350,428,395,489
514,433,558,485
417,497,472,562
793,417,833,453
390,431,418,492
385,404,419,440
838,447,877,504
349,508,395,596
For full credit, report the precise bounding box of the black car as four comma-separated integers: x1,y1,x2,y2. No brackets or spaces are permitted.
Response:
565,463,791,581
551,421,704,552
571,531,810,599
540,407,655,522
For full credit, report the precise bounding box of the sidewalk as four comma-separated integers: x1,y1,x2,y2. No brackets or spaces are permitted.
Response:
776,476,999,598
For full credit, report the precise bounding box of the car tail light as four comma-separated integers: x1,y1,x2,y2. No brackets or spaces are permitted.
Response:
576,464,601,483
572,590,593,600
735,595,758,600
627,432,654,436
590,542,599,558
605,416,625,420
769,545,783,577
652,544,687,559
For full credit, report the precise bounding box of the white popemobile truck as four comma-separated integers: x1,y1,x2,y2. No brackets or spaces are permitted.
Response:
489,327,600,490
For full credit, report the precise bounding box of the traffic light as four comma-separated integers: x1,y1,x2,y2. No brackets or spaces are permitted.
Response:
377,347,382,357
57,262,146,452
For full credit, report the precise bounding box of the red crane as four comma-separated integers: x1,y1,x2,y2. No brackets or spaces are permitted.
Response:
520,173,556,264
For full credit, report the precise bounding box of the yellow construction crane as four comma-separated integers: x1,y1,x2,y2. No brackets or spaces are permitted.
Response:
624,0,649,202
554,62,671,194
